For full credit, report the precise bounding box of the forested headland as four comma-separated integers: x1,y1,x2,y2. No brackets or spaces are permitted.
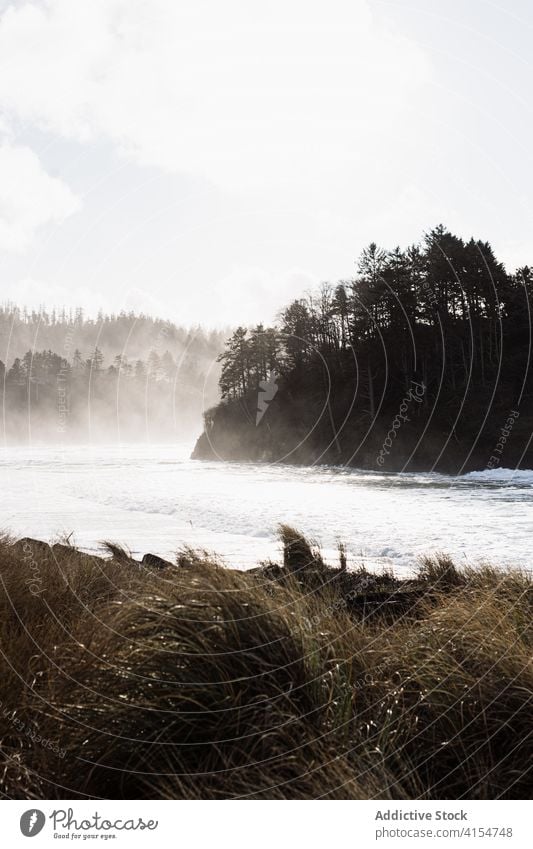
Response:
0,307,225,441
193,226,533,473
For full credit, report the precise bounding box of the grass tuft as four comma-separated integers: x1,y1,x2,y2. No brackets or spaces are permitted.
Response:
0,531,531,799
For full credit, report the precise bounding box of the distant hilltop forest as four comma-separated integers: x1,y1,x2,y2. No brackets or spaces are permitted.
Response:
193,225,533,473
0,307,226,441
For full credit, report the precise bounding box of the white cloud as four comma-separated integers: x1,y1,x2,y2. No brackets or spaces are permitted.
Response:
0,142,81,251
0,0,430,191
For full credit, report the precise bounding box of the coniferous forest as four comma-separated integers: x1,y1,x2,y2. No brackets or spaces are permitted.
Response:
193,226,533,473
0,307,225,441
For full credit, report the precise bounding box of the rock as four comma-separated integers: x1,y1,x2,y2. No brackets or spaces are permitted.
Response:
51,542,76,556
10,537,105,566
191,432,216,460
142,553,173,570
11,537,53,558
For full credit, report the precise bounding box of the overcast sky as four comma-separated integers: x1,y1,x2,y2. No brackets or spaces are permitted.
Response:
0,0,532,326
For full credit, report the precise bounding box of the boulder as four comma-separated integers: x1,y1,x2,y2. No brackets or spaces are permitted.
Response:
10,537,53,558
142,552,173,570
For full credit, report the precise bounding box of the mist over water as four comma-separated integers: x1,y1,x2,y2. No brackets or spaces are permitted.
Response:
0,306,225,444
2,442,531,571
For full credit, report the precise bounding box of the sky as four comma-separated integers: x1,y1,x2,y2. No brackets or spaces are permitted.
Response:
0,0,532,326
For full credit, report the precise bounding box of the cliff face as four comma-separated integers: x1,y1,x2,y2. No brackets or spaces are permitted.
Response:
191,378,530,473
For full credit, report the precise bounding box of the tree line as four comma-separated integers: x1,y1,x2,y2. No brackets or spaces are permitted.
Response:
1,347,185,392
0,305,226,366
0,324,223,442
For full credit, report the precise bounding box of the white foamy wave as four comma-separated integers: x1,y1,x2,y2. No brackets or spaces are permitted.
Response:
461,468,533,485
2,443,533,570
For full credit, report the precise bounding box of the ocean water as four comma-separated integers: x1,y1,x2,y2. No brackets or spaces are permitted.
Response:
1,442,532,572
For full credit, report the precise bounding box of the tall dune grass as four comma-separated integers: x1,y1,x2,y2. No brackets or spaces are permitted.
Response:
0,530,531,799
